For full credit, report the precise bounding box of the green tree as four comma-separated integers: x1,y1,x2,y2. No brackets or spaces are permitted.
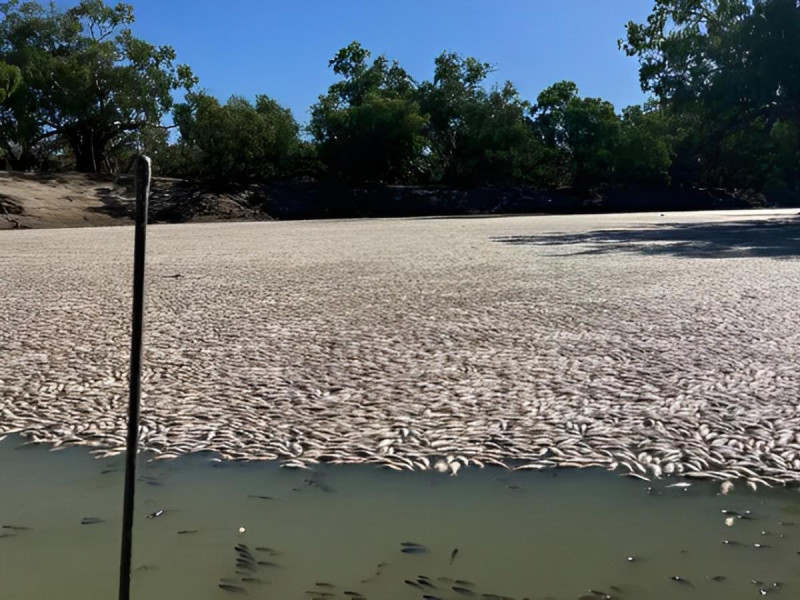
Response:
621,0,800,190
308,42,427,184
614,104,672,185
0,61,21,104
172,92,301,183
0,0,195,172
417,52,544,184
533,81,621,189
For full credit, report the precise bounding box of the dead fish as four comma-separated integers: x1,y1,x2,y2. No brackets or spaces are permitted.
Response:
247,495,274,500
450,548,459,564
81,517,105,525
405,580,424,590
0,533,16,539
401,544,428,554
343,592,363,598
257,561,279,567
146,510,164,519
710,575,727,582
176,530,197,535
218,583,247,594
303,479,334,493
138,476,163,487
670,576,693,586
241,577,265,584
452,586,475,596
417,578,437,588
2,525,31,530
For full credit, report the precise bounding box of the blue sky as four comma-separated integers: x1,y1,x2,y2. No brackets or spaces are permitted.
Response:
64,1,655,124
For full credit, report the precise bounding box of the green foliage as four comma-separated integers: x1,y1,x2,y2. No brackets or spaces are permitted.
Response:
615,105,672,185
2,1,796,198
172,92,301,183
532,82,622,189
0,0,195,172
622,0,800,191
309,42,427,184
417,52,544,184
0,61,21,103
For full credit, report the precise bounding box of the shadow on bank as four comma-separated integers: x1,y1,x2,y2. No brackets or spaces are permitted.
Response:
256,182,798,220
493,218,800,260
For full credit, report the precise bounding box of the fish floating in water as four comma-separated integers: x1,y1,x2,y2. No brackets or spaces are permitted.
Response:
80,517,104,525
450,548,459,564
401,541,428,554
146,509,164,519
218,583,247,594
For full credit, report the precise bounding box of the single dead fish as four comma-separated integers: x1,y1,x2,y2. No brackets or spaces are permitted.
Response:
401,545,428,554
134,565,159,572
218,583,247,594
257,561,279,567
146,510,164,519
81,517,105,525
2,525,31,531
176,530,197,535
450,548,459,564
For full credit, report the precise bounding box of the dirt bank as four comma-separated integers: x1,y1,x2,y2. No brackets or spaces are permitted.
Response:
2,170,797,230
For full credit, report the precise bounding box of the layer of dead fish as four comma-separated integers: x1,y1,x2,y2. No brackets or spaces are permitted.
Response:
2,217,800,489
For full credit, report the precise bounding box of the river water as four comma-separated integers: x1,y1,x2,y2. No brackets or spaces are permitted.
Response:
1,436,799,600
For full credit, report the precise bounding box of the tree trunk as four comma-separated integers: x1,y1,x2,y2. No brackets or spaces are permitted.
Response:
71,129,107,173
3,142,37,171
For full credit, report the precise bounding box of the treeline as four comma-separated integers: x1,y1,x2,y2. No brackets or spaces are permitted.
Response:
1,0,798,196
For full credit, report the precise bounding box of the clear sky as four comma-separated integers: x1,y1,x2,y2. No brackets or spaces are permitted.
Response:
61,0,655,124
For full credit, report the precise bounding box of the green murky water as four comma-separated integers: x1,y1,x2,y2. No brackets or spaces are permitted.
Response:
1,437,799,600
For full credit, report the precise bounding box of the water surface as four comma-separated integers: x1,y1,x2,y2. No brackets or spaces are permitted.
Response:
1,437,799,600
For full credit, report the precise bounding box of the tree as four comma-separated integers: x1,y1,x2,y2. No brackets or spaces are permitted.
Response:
172,92,301,183
417,52,544,184
532,81,621,189
0,0,195,172
308,42,428,184
0,61,21,104
614,104,672,185
621,0,800,190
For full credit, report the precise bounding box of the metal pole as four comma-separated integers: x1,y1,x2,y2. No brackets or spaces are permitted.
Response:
119,155,151,600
